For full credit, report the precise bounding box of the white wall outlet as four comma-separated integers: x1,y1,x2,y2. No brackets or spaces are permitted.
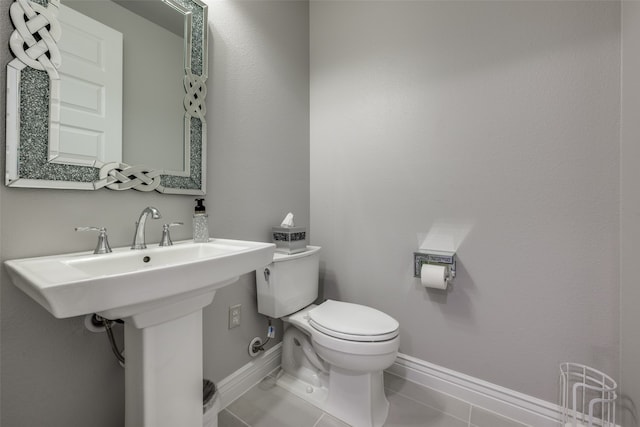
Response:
229,304,241,329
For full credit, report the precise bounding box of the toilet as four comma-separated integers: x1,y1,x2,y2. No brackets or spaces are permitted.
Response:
256,246,399,427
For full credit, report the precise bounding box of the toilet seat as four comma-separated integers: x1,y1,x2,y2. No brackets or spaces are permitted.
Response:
308,300,399,342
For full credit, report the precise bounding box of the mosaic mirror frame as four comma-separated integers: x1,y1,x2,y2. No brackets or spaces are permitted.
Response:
5,0,208,194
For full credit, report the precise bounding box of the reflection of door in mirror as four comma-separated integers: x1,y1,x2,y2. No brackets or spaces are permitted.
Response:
57,5,123,167
63,0,185,173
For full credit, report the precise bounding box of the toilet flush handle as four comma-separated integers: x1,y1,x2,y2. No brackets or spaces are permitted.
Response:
263,268,271,282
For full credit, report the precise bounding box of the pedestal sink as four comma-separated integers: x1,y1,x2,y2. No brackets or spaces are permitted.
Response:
4,238,275,427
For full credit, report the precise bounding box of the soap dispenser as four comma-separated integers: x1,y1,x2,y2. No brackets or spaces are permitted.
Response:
193,198,209,243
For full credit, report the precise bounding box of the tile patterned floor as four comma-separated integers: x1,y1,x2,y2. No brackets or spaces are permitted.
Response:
217,372,530,427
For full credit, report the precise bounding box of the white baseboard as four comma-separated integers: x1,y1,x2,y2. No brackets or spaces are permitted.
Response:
388,352,563,427
216,343,282,409
216,346,568,426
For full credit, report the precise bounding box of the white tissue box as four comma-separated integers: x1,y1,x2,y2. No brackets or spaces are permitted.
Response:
272,226,307,254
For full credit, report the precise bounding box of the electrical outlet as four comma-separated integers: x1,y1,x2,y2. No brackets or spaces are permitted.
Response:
229,304,241,329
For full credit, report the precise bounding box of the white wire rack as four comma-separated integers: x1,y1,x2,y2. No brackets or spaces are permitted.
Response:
560,363,617,427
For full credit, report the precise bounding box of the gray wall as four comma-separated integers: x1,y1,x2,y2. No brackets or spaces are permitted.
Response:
202,0,309,383
310,0,621,403
620,2,640,425
0,1,309,426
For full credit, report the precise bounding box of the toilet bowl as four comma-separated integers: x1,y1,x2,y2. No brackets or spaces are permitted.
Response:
287,301,399,373
256,247,400,427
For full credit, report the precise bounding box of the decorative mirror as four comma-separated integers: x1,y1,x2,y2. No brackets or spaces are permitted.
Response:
5,0,208,194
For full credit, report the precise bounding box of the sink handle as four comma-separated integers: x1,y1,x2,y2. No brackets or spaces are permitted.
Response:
160,222,184,247
75,227,112,254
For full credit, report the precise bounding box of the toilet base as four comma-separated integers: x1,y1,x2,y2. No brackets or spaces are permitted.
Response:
276,367,389,427
325,366,389,427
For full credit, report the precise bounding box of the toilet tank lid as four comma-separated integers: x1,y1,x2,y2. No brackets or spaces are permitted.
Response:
308,300,399,340
273,246,321,262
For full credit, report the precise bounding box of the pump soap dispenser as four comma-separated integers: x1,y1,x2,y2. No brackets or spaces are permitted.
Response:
193,198,209,243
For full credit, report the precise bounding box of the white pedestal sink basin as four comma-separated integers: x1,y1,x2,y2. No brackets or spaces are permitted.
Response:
5,238,275,427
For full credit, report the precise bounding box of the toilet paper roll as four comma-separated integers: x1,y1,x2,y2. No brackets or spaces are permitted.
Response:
420,264,448,290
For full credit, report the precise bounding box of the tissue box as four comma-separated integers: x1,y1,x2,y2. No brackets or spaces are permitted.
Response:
272,226,307,254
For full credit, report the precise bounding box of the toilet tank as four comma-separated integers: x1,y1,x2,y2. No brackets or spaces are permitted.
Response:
256,246,321,318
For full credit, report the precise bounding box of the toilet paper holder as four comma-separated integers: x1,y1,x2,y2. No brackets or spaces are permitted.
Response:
413,250,456,281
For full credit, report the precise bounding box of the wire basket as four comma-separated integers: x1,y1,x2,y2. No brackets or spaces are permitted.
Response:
560,363,617,427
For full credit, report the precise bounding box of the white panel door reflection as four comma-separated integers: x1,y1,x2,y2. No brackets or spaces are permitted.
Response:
56,5,123,166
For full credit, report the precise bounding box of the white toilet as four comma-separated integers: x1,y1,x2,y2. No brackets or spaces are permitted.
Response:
256,246,400,427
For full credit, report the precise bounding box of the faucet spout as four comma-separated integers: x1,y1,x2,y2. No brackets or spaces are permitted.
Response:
131,206,162,249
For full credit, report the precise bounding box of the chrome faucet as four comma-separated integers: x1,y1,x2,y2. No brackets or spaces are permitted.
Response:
131,206,162,249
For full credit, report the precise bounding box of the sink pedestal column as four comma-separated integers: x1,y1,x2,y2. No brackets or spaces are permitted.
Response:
124,307,208,427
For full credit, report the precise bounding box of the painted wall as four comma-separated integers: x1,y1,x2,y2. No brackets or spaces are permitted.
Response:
620,2,640,425
202,0,309,383
310,0,620,403
0,1,309,426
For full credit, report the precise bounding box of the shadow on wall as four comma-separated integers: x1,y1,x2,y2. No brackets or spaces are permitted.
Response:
620,394,638,427
317,262,339,303
420,259,477,330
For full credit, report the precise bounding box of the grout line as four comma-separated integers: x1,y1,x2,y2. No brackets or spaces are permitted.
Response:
222,408,252,427
468,405,473,427
469,405,532,427
311,413,325,427
385,386,471,425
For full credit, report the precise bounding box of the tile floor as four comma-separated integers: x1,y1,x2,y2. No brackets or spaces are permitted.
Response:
217,372,530,427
